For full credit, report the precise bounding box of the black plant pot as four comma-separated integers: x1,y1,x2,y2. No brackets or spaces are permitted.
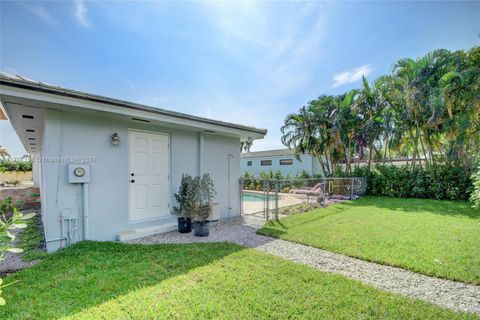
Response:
193,221,209,237
178,217,192,233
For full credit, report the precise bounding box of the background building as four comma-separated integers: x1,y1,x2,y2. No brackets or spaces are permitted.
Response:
241,149,322,177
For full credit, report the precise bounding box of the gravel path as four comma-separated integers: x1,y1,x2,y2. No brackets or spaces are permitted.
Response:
0,228,39,276
0,251,38,276
131,216,480,316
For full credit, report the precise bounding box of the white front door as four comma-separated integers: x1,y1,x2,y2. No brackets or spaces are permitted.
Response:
129,130,170,221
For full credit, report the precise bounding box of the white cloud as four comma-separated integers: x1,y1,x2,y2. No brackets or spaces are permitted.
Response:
21,3,59,28
74,0,90,27
201,2,328,97
333,65,372,87
189,2,331,151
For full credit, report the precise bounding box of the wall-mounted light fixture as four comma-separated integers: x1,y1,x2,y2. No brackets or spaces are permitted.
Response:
111,133,120,146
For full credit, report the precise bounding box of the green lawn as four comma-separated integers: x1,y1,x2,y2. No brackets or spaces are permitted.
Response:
18,214,48,261
258,196,480,284
1,241,474,319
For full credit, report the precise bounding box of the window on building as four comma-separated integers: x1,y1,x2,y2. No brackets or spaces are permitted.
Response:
247,161,252,166
260,160,272,166
279,159,293,166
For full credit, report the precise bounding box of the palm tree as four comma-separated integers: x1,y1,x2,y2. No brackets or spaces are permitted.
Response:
281,106,330,176
240,139,254,153
281,46,479,176
439,46,480,172
356,77,386,169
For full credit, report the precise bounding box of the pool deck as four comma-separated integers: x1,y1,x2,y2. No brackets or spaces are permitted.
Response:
242,190,313,216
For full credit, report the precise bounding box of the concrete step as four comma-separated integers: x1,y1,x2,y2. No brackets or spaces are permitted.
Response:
118,221,177,241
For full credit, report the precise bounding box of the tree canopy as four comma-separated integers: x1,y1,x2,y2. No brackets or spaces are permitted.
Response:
281,46,480,176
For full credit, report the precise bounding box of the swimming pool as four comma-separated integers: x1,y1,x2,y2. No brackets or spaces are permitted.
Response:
242,192,278,202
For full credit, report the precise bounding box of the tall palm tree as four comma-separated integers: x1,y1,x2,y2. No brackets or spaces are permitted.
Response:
281,106,330,176
281,46,479,176
356,77,386,169
439,46,480,172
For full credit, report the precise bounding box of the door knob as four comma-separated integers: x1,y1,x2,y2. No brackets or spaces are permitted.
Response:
130,179,135,183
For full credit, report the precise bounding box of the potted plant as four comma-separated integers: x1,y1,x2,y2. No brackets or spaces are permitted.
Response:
191,174,216,237
173,174,194,233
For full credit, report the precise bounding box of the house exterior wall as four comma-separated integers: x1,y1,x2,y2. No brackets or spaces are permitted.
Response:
241,154,322,177
32,153,41,187
41,109,241,252
202,134,240,219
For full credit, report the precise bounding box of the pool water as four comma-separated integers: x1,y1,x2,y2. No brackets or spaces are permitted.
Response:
242,192,278,202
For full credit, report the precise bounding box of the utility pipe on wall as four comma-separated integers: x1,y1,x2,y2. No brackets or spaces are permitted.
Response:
82,182,89,240
227,154,234,217
68,164,90,241
198,132,204,175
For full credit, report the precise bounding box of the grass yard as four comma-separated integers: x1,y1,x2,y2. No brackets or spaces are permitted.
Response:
0,241,474,319
258,196,480,284
18,214,48,261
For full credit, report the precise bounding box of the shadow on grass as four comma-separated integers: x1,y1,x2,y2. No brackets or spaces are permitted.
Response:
354,196,480,219
257,196,479,238
256,226,287,238
0,240,245,320
259,201,355,232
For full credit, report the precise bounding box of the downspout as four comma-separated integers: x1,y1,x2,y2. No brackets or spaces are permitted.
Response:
198,132,204,175
227,154,234,217
82,182,89,240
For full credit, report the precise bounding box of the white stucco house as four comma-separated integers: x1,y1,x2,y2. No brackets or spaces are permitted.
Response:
241,149,322,177
0,73,266,252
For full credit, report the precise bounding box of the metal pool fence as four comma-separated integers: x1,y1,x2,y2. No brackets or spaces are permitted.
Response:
240,177,366,220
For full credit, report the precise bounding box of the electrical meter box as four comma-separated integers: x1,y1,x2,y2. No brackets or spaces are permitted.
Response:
68,164,90,183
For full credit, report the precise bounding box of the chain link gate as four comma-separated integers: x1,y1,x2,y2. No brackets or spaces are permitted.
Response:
240,177,366,220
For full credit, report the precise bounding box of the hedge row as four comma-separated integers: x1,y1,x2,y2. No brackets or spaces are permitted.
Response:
242,170,321,191
336,163,473,201
243,162,474,201
0,161,33,172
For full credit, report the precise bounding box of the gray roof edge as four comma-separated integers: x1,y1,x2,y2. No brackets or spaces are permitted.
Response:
0,73,267,136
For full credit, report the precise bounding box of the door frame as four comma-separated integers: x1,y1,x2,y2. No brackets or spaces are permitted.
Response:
127,128,171,223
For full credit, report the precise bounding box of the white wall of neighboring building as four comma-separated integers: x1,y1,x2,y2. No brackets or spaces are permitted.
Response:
241,151,322,177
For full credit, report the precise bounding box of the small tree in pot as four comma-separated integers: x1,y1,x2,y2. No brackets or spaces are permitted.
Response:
190,174,216,237
173,174,194,233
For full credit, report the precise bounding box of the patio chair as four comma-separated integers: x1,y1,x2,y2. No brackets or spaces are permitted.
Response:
289,182,324,195
304,182,327,196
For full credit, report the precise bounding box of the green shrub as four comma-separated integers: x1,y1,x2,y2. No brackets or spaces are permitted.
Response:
336,163,473,201
295,170,311,180
173,174,216,221
259,171,283,189
282,187,291,193
244,163,472,201
0,161,32,172
241,172,253,188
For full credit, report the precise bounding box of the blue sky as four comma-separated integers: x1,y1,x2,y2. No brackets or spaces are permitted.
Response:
1,1,479,157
